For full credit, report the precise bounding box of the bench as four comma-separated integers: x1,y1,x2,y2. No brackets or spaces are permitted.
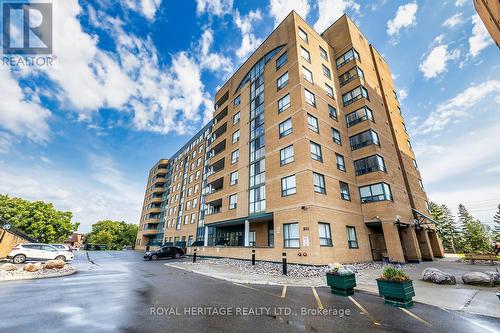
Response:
464,253,498,265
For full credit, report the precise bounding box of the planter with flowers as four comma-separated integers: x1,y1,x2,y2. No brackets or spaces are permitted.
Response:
326,263,356,296
377,267,415,308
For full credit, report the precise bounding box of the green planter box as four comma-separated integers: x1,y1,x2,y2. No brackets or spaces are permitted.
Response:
376,279,415,308
326,273,356,296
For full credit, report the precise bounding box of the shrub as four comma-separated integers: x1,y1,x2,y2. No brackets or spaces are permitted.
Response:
381,267,409,282
328,263,354,276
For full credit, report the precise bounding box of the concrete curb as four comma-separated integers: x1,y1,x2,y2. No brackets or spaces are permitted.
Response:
0,267,77,282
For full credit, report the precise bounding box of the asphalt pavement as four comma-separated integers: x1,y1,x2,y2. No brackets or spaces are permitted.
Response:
0,251,498,333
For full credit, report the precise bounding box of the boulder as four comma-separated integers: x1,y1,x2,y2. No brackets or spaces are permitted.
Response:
421,268,456,285
23,263,39,272
44,259,65,269
1,263,18,271
484,271,500,285
462,272,494,286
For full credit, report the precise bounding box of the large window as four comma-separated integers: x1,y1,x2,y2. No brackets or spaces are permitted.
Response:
346,226,358,248
276,52,287,70
336,48,360,68
349,129,380,150
336,153,346,171
234,95,241,107
332,128,342,145
230,171,238,185
319,46,328,60
305,89,316,107
283,223,300,248
278,94,290,113
325,83,334,98
232,130,240,143
359,182,392,203
302,66,313,83
328,105,338,120
277,72,289,90
308,114,319,132
233,112,240,124
298,27,308,42
313,172,326,194
300,47,311,62
342,86,369,106
279,118,293,138
322,64,332,79
340,181,351,200
280,145,294,166
281,175,296,196
346,106,374,127
354,155,386,176
229,194,237,210
310,141,323,162
319,223,332,246
231,149,239,164
339,66,364,86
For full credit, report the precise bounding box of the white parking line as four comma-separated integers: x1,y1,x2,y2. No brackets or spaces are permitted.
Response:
311,287,324,310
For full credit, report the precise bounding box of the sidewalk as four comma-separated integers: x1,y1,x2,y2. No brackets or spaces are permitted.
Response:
165,256,500,318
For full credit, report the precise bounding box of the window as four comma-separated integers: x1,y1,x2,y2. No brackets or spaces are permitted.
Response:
319,223,332,246
193,198,198,208
300,47,311,62
232,130,240,144
305,89,316,107
325,83,334,98
419,179,424,191
402,122,407,132
359,183,392,203
340,182,351,201
313,172,326,194
413,159,418,170
230,171,238,185
307,114,319,132
328,105,338,120
184,215,189,225
302,66,313,83
229,194,237,209
336,48,360,68
234,95,241,107
319,46,328,60
276,52,287,70
281,175,296,196
279,118,292,138
332,128,342,145
354,155,386,175
336,154,346,171
280,145,294,166
310,141,323,162
196,170,201,180
186,200,191,210
346,106,374,127
407,139,413,151
278,94,291,113
350,129,380,150
233,112,240,124
398,106,402,115
277,72,289,90
339,66,364,86
197,157,202,166
322,64,332,79
231,149,239,164
347,226,358,248
298,27,308,42
283,223,300,248
342,86,369,106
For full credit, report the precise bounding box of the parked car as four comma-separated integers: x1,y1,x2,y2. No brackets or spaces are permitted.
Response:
143,246,184,261
7,243,74,264
52,244,73,252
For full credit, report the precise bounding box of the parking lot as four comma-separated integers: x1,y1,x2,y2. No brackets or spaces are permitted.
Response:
0,250,498,332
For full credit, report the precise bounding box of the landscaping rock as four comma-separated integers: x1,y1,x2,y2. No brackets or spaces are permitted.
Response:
484,271,500,285
1,263,18,271
422,268,456,285
44,259,65,269
462,272,494,286
23,263,39,272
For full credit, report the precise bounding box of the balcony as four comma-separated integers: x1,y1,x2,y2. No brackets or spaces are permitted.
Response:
207,140,226,160
142,229,161,236
206,158,225,177
144,207,161,214
206,198,222,216
213,106,228,125
208,122,227,146
205,177,224,195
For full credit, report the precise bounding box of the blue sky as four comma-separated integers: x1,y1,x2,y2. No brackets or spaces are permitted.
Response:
0,0,498,232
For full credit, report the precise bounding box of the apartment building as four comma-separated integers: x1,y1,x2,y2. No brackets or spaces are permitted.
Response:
136,12,444,264
473,0,500,47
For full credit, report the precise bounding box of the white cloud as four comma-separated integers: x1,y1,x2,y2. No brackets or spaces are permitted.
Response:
443,13,463,28
234,10,263,60
387,2,418,36
140,0,162,20
0,67,51,143
196,0,233,16
469,14,493,58
398,89,408,101
199,29,233,74
455,0,467,6
313,0,360,32
416,80,500,134
419,44,460,79
269,0,310,28
0,132,15,154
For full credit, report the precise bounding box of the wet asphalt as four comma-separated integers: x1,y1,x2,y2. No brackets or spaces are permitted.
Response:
0,250,498,333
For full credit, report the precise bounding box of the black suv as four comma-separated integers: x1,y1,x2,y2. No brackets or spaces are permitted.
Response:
143,246,184,261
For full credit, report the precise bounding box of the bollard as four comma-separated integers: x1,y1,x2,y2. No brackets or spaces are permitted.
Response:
282,252,287,275
193,248,197,263
252,250,256,266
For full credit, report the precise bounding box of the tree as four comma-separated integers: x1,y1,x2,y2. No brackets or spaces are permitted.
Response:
493,204,500,240
85,220,138,250
0,194,79,243
429,202,458,253
461,219,491,253
457,204,475,228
